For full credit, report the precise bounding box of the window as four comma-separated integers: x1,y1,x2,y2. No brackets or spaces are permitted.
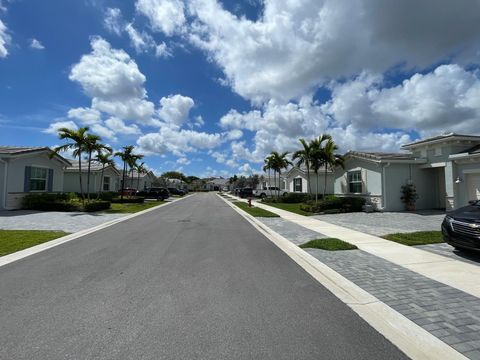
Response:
348,171,362,193
103,176,110,191
30,167,48,191
294,178,303,192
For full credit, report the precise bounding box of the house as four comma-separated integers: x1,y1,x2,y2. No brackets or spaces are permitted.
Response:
165,178,188,190
205,177,230,191
333,133,480,211
122,170,157,190
63,160,121,194
0,146,71,210
283,165,334,194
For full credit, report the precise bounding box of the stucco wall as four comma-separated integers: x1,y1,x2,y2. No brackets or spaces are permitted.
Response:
286,168,334,194
334,158,382,195
0,161,5,209
455,162,480,207
64,167,120,193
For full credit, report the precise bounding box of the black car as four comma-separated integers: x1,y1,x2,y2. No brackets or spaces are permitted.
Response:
168,187,185,196
239,187,253,198
136,187,169,200
442,200,480,251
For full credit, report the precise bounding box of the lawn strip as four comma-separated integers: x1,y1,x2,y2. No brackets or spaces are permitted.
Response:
262,202,312,216
0,230,70,257
382,231,444,246
300,238,357,251
233,201,280,217
103,201,165,214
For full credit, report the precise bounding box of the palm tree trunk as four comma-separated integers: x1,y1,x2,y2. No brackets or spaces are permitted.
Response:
86,151,92,201
323,165,328,199
78,153,84,203
97,164,105,200
137,172,140,191
316,171,319,204
121,161,126,201
306,163,311,196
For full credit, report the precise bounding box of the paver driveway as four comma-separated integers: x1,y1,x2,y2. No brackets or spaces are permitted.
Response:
0,193,407,360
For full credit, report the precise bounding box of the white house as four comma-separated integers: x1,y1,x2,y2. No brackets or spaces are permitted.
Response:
283,165,334,194
333,133,480,211
122,170,157,190
63,160,121,194
0,146,71,210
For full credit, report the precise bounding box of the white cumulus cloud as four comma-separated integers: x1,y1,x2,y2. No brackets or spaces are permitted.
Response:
136,0,186,36
0,19,10,58
30,38,45,50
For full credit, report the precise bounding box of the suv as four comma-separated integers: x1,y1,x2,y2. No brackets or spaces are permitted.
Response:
136,187,169,201
168,187,185,196
253,186,288,199
239,187,253,198
442,200,480,251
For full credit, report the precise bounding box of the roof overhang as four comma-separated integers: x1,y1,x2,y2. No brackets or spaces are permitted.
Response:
0,148,71,166
402,135,480,150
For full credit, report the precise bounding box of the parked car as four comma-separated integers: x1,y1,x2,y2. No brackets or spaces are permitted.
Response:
118,188,137,196
136,187,169,200
239,187,254,198
168,187,185,196
253,186,288,199
442,200,480,251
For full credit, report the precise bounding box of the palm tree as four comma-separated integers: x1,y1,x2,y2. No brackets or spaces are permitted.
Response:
135,161,147,191
292,138,313,195
83,134,111,201
115,145,135,201
310,134,332,203
263,154,274,195
95,151,115,199
52,127,90,202
269,151,292,198
322,138,345,198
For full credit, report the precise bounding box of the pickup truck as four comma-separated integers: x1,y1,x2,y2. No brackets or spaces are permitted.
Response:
253,186,288,199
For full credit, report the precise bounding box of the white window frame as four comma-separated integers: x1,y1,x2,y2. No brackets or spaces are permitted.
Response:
348,170,362,194
103,176,110,191
29,166,49,192
294,178,303,192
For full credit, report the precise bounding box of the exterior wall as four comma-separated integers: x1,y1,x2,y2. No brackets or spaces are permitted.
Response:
454,161,480,207
0,161,5,209
4,153,65,209
285,168,333,194
64,167,120,193
334,158,383,209
123,174,154,190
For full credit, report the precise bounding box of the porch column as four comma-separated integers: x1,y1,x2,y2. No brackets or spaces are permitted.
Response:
444,161,456,210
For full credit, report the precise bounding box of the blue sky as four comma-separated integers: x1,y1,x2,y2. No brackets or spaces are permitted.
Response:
1,0,480,177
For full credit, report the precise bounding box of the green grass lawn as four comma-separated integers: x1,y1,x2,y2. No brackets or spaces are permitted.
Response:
233,202,280,217
0,230,70,257
262,202,312,216
382,231,444,246
103,201,165,214
300,238,358,251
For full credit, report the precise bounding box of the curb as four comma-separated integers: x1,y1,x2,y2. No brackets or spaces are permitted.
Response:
0,194,195,268
219,194,467,360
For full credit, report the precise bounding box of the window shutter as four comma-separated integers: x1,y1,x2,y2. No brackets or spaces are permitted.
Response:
47,169,54,192
24,166,32,192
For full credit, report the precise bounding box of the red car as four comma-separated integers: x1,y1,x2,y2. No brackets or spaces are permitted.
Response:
118,188,137,196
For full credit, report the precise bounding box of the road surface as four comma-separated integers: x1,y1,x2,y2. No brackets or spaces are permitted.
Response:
0,193,408,359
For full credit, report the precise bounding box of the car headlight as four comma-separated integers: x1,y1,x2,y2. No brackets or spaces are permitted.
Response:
445,216,454,231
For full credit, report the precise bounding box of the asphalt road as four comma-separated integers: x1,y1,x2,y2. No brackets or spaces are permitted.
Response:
0,193,408,360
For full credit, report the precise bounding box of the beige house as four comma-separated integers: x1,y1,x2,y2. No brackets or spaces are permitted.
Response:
63,160,121,194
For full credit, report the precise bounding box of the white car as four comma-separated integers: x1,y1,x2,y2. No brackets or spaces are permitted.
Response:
253,186,288,199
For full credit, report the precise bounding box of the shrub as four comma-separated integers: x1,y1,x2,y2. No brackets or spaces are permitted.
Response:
111,196,145,203
264,193,315,204
98,192,118,201
83,201,111,212
299,196,366,214
22,193,81,212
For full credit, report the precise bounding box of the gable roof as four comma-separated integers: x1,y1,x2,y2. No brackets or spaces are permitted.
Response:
0,146,71,166
346,151,415,161
402,133,480,149
66,160,120,174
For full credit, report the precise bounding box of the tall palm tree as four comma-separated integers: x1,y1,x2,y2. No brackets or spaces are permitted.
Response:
322,138,345,198
292,138,313,195
115,145,135,201
263,154,274,190
135,161,147,191
83,134,111,200
52,127,90,202
269,151,292,198
95,151,115,199
310,134,332,203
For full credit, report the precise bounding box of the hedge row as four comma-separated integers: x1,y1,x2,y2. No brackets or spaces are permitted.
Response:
22,193,111,212
300,196,366,213
111,197,145,203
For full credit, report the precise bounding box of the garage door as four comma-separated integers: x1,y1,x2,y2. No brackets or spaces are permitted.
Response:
466,173,480,201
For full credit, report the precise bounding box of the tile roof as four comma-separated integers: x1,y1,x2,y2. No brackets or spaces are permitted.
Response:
402,133,480,148
346,151,415,161
66,160,109,171
0,146,50,155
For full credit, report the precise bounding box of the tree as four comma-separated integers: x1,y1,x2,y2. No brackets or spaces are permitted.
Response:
292,138,313,194
52,127,90,202
115,145,143,201
269,151,292,198
161,171,187,183
322,138,344,198
263,155,273,190
135,162,147,191
83,134,111,201
95,151,115,199
310,134,332,203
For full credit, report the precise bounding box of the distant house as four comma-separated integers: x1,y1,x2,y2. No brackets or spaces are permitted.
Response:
0,146,71,210
165,178,187,190
333,133,480,211
282,165,334,194
205,177,230,191
63,160,121,194
122,170,157,190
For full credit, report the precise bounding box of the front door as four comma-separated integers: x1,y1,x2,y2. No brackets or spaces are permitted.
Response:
466,173,480,201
